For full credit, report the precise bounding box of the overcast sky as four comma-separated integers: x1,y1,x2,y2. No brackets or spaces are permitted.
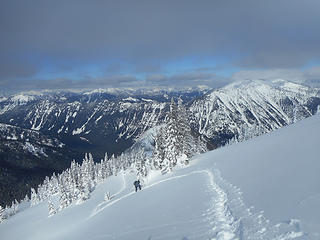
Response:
1,0,320,92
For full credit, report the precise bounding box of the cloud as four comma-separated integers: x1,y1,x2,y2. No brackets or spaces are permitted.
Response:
1,66,319,94
0,57,37,80
0,70,232,93
303,66,320,87
146,72,230,88
1,0,320,90
0,75,139,93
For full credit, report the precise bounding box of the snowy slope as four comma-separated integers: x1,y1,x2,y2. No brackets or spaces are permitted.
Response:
1,115,319,239
199,113,320,239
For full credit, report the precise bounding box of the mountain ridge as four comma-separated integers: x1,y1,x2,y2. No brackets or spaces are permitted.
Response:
0,79,319,206
189,79,320,145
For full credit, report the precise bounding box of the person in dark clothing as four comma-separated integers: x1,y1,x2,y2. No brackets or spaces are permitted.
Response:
133,180,142,192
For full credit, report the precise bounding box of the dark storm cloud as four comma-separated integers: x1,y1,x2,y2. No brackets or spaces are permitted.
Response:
1,0,320,90
0,57,37,80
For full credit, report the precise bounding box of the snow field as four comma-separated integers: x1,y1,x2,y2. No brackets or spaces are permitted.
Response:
0,162,305,240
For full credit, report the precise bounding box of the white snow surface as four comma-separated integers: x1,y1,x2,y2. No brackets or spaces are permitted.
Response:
1,115,320,239
203,114,320,239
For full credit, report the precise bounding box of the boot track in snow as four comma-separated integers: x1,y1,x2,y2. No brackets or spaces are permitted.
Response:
89,168,305,239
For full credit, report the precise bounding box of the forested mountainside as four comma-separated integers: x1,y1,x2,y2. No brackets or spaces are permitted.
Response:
0,79,319,206
0,89,205,206
0,123,78,206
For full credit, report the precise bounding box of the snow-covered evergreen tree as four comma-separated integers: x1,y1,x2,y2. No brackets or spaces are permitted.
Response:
96,160,105,183
77,170,90,204
153,98,207,173
30,188,39,206
48,200,57,217
0,205,5,223
153,98,180,173
23,194,29,203
109,154,119,176
13,200,19,215
48,173,59,195
135,148,148,178
59,185,72,211
153,126,167,170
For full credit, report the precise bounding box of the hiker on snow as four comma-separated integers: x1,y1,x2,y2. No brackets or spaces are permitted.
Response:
134,180,142,192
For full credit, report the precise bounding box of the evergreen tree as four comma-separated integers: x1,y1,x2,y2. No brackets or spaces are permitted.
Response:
97,160,105,183
48,200,57,217
49,173,59,195
23,194,29,203
153,126,167,170
162,98,180,172
30,188,39,206
13,199,19,214
135,148,148,178
59,185,71,210
77,172,90,203
177,98,192,158
0,205,5,223
153,97,207,173
109,154,118,175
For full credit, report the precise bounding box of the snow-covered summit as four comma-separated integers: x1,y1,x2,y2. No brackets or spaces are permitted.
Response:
189,78,320,145
225,78,318,96
11,94,36,104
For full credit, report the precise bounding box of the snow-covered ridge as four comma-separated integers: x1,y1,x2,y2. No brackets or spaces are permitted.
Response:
0,89,205,143
1,79,319,156
226,78,318,96
0,97,7,102
189,79,320,145
123,96,139,102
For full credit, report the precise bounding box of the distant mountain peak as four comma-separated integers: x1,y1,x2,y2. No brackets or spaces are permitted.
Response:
190,78,320,146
